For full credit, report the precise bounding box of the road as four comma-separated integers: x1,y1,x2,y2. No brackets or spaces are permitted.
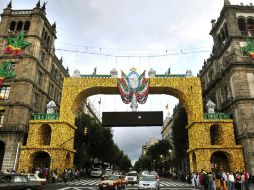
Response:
43,178,195,190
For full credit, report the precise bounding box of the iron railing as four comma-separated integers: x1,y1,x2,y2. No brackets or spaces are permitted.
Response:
204,112,230,120
31,113,60,120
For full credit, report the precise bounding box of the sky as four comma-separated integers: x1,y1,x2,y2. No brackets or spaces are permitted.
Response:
1,0,252,165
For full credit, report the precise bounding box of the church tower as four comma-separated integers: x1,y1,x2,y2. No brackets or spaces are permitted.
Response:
0,1,69,171
199,1,254,175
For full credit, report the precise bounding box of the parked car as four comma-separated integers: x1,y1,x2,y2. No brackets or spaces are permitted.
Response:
99,175,127,190
0,173,43,190
138,175,160,190
25,173,47,185
91,168,103,177
125,171,139,184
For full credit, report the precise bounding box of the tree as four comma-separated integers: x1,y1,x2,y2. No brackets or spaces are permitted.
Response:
172,104,189,173
74,113,132,171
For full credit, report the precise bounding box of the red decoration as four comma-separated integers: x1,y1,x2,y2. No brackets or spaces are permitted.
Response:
4,46,12,54
13,49,21,56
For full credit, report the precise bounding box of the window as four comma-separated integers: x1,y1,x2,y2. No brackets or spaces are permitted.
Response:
16,21,23,31
24,21,30,31
9,21,16,31
44,32,48,41
42,28,45,38
238,18,247,35
40,51,46,64
51,65,55,75
41,124,51,146
224,24,229,39
0,86,10,100
224,86,231,99
13,175,28,183
208,70,214,83
48,84,54,97
36,70,43,85
247,18,254,36
46,36,50,48
33,92,40,109
210,125,220,145
0,111,4,128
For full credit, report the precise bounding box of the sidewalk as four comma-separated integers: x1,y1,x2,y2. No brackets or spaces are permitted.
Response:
249,183,254,190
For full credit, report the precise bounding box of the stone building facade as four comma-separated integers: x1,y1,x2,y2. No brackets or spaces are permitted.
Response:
0,2,69,171
199,0,254,174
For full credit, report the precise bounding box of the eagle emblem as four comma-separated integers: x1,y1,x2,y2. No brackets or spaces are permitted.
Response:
118,68,149,111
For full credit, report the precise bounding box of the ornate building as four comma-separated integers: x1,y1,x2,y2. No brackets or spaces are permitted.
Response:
0,2,69,171
199,0,254,174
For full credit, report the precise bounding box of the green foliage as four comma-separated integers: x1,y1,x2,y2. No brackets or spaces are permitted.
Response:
0,61,15,79
134,139,172,174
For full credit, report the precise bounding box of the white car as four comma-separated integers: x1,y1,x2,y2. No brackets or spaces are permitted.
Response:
90,168,103,177
138,175,160,190
26,173,47,185
125,171,139,184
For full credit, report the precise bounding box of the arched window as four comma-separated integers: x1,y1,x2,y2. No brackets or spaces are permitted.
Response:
217,34,223,47
9,21,16,31
33,151,51,169
47,36,50,47
22,133,28,146
16,21,23,31
238,18,247,35
44,32,48,41
221,30,226,44
24,21,30,31
211,151,229,172
41,124,51,146
224,86,230,100
208,70,214,83
42,28,45,38
224,24,229,39
247,18,254,36
210,125,220,145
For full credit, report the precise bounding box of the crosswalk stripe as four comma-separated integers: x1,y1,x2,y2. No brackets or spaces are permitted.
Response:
57,179,192,188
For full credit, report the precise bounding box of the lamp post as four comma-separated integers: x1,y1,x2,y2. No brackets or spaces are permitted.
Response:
168,149,172,175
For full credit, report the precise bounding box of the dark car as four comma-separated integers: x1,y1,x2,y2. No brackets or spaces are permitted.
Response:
0,173,43,190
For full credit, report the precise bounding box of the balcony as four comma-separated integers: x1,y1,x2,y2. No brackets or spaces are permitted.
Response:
0,124,27,133
31,113,60,120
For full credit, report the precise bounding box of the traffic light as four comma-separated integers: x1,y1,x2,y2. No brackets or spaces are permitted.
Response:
84,127,88,135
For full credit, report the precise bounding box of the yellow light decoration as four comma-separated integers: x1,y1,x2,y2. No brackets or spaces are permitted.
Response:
18,76,244,173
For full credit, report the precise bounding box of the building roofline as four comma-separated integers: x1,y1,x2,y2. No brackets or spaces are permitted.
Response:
210,4,254,35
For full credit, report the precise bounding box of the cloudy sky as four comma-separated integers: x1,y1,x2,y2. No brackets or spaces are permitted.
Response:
1,0,251,165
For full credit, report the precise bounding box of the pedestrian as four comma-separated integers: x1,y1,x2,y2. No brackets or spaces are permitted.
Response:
226,172,235,190
244,170,249,190
202,170,209,190
63,170,68,183
52,170,56,183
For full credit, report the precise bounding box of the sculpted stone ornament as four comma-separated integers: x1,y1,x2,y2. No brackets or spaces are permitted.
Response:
186,70,193,77
148,68,156,78
47,100,57,114
110,68,118,78
206,99,216,113
72,70,81,78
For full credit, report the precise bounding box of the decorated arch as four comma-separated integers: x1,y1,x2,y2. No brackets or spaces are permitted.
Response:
18,71,245,173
